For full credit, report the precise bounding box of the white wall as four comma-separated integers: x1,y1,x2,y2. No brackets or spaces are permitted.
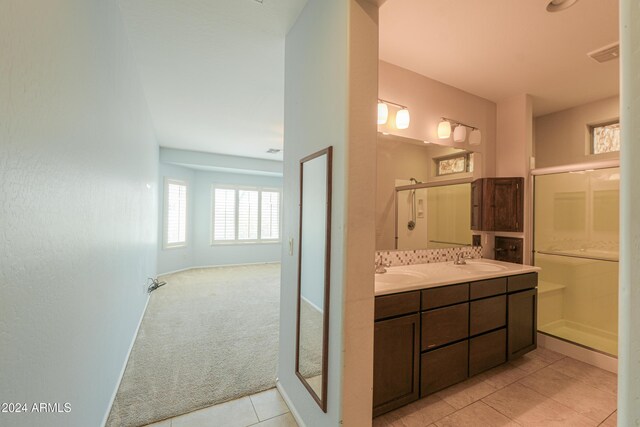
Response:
157,162,283,275
280,0,378,425
157,163,195,274
534,96,619,168
0,1,158,426
618,0,640,424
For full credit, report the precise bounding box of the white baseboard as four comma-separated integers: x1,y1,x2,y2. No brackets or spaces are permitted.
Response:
158,261,281,277
276,379,306,427
102,294,151,427
537,332,618,374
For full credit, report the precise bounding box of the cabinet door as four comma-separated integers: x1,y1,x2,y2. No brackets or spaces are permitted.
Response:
373,313,420,416
421,341,469,396
469,328,507,376
470,179,482,231
493,178,524,232
508,289,537,360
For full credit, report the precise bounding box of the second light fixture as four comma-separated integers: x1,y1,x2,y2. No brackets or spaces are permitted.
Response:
438,117,482,145
378,99,410,130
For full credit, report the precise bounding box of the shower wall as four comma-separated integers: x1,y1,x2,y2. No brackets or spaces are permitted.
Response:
534,167,619,355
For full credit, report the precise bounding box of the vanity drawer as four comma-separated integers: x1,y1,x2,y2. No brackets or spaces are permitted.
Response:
470,277,506,300
469,328,506,376
375,291,421,320
470,295,506,336
421,283,469,310
421,340,468,396
508,273,538,293
422,303,469,350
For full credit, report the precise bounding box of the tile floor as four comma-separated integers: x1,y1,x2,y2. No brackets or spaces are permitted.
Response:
143,348,617,427
144,388,297,427
373,347,618,427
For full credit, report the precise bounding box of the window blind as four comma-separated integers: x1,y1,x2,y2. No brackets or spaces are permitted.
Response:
238,190,259,240
261,191,280,239
213,188,236,241
166,180,187,246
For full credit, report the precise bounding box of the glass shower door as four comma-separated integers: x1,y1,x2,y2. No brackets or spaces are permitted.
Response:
534,167,619,355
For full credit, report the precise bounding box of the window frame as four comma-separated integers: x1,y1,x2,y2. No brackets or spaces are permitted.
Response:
589,120,620,155
163,177,188,250
210,185,282,246
434,152,472,177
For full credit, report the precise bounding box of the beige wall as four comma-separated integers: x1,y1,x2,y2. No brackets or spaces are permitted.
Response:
379,61,497,179
534,96,619,169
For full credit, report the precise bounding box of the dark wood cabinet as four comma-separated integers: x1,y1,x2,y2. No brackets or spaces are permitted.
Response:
508,288,537,360
373,313,420,416
470,177,524,232
421,341,468,396
374,272,537,413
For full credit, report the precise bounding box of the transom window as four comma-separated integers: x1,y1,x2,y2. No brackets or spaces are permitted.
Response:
435,153,472,176
590,121,620,154
212,186,281,244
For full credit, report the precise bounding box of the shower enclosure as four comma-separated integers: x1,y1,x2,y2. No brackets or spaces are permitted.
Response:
533,166,619,356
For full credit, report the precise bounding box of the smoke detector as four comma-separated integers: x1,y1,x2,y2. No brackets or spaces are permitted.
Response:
588,42,620,63
266,148,281,154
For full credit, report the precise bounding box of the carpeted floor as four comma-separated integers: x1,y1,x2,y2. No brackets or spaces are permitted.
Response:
106,263,284,427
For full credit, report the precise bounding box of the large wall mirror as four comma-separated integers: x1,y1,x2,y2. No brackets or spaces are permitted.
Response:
295,146,332,412
376,133,479,251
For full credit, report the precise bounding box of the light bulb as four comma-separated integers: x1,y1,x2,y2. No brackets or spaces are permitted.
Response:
377,102,388,125
453,125,467,142
438,120,451,139
396,108,410,130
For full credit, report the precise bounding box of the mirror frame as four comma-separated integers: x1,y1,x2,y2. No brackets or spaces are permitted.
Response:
394,177,474,249
295,146,333,412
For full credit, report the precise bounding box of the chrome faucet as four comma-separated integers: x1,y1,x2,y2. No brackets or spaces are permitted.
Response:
454,252,469,265
375,256,390,274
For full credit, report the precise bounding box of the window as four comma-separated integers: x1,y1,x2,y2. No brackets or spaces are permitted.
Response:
164,178,187,248
211,186,281,244
435,153,472,176
591,121,620,154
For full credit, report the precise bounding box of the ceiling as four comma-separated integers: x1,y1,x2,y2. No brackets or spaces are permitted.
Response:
118,0,307,160
380,0,619,117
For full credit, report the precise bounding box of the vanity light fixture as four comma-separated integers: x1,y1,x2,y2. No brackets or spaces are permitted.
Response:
377,102,389,125
396,108,410,130
378,99,410,129
438,117,481,145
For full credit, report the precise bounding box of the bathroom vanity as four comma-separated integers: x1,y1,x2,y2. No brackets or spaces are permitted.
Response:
373,259,539,416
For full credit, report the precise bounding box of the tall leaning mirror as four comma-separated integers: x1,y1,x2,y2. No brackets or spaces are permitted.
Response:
295,146,332,412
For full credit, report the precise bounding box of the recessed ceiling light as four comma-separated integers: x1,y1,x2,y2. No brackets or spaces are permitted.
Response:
253,0,264,4
266,148,281,154
546,0,579,12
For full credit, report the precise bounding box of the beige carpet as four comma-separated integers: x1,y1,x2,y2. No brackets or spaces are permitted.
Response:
106,264,283,427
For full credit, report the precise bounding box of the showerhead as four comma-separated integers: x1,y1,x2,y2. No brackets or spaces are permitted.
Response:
409,177,422,184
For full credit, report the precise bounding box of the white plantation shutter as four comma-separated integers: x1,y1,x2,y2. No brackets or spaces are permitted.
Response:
260,191,280,239
213,188,236,241
238,190,259,240
165,180,187,247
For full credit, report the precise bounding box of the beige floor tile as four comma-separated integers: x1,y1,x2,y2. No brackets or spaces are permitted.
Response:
172,397,259,427
144,420,171,427
476,364,530,390
518,366,616,423
253,412,298,427
435,376,498,409
374,394,456,427
547,357,617,396
483,382,597,426
509,348,564,374
529,347,566,364
250,388,290,421
601,411,617,427
434,401,520,427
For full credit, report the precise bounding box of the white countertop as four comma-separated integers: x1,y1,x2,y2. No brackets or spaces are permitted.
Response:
375,258,541,296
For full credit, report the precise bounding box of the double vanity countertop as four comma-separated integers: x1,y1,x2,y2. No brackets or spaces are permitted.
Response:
375,258,541,296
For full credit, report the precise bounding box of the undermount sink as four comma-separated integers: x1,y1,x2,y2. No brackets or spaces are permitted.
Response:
454,261,508,273
375,270,426,285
